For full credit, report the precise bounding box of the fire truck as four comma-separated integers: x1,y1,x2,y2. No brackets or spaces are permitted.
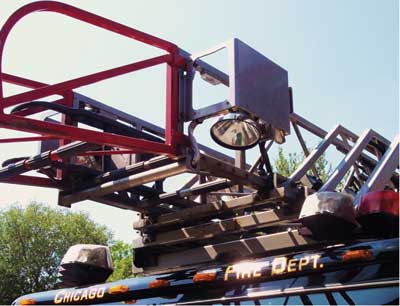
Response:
0,2,398,305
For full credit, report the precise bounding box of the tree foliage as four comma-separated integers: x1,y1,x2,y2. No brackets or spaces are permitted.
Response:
0,203,133,304
108,241,134,282
274,148,304,178
274,147,332,182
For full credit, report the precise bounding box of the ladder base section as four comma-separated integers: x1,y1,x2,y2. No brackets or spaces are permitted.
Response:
133,229,317,275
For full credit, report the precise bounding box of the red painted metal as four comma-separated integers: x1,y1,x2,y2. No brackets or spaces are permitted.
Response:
0,136,56,143
165,64,180,146
2,74,71,117
0,113,177,155
2,73,47,89
77,150,140,157
0,0,187,167
0,175,64,189
0,0,179,99
1,55,172,109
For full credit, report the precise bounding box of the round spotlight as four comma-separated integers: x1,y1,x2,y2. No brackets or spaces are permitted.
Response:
210,113,261,150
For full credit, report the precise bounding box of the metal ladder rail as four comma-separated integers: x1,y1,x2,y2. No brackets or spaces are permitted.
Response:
289,124,346,183
290,113,390,170
354,134,399,205
320,129,389,192
288,123,390,185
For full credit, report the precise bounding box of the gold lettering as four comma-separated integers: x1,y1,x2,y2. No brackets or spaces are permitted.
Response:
298,256,310,271
224,265,235,281
287,259,297,272
89,288,97,299
253,267,262,278
63,291,71,303
271,257,287,275
73,290,81,302
310,255,321,269
54,290,65,304
97,287,105,298
241,270,253,279
80,289,88,300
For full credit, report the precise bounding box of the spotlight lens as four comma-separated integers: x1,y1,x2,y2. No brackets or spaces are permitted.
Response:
210,115,261,150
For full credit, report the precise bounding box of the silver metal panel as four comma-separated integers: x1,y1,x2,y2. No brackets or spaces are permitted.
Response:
231,39,290,133
187,39,290,134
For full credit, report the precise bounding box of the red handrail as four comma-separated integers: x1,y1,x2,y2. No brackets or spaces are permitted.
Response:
0,1,187,158
0,1,180,97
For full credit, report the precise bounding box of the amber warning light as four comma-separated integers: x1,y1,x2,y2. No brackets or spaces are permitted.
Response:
149,279,170,289
342,249,374,262
18,299,36,305
193,269,217,283
108,285,129,295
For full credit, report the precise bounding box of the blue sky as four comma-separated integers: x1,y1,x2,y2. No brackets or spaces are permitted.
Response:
0,0,398,242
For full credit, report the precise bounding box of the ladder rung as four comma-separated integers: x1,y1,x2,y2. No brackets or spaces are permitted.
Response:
142,189,288,232
135,209,298,248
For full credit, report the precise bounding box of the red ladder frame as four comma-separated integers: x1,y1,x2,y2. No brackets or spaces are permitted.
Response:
0,1,187,158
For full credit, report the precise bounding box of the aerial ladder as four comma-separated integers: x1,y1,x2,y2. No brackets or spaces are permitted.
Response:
0,1,398,279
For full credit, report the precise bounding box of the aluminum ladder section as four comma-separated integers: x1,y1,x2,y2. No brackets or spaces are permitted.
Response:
131,118,398,275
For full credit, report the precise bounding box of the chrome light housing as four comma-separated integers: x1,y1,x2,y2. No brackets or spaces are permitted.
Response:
59,244,113,287
210,113,261,150
299,192,357,240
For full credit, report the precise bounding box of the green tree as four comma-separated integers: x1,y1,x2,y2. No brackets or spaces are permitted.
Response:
0,203,114,304
274,147,304,178
108,241,134,282
274,147,332,182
